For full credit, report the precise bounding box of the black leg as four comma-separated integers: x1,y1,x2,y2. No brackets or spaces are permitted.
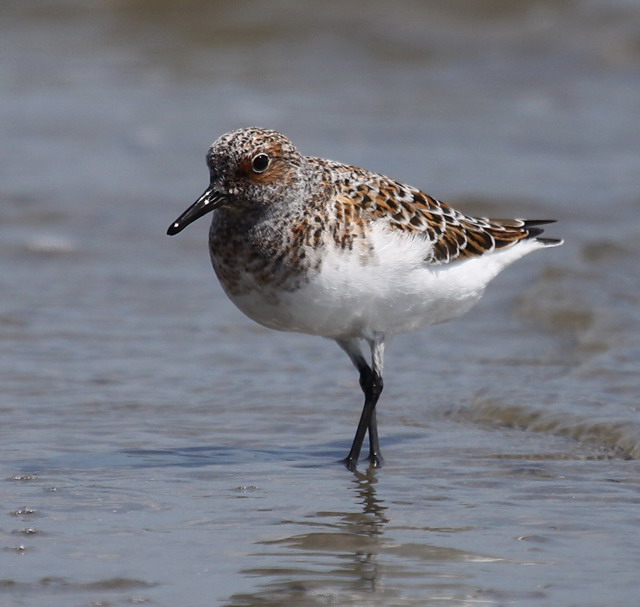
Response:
367,408,384,468
344,365,384,471
336,336,386,471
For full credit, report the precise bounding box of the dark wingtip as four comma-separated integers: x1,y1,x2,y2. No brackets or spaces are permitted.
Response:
522,219,557,227
521,220,563,246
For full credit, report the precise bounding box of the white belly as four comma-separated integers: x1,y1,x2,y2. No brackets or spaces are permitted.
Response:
220,226,543,340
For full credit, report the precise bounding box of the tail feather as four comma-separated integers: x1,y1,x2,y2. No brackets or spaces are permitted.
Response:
535,236,564,247
490,218,563,247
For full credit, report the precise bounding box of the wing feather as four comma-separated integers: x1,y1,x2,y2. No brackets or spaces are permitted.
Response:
323,161,557,265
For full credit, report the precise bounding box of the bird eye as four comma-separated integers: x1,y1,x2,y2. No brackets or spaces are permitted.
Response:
251,153,270,174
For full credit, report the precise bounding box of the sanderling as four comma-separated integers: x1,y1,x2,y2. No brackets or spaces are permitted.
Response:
168,127,562,470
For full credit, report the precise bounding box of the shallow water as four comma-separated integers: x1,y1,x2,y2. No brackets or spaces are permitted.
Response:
2,1,640,605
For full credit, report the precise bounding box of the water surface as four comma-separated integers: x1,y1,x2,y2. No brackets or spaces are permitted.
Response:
2,1,640,605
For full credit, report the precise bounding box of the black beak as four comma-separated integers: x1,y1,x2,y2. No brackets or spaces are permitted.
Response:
167,187,226,235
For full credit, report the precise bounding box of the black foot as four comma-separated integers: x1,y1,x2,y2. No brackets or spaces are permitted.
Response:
342,455,358,472
368,453,384,469
342,453,383,471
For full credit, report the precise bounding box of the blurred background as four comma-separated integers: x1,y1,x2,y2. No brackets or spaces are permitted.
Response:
2,1,639,606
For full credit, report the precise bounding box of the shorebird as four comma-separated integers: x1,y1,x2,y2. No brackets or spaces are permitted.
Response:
168,127,562,470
